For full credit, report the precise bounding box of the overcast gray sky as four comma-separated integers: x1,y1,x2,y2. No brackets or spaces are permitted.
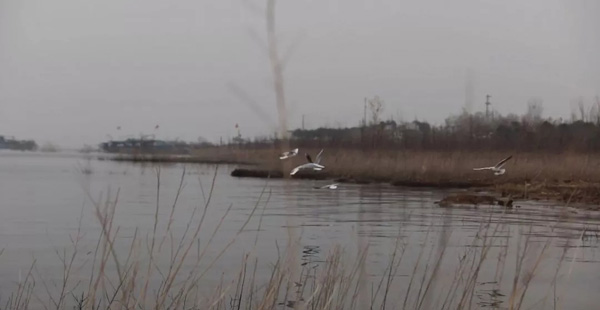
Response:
0,0,598,148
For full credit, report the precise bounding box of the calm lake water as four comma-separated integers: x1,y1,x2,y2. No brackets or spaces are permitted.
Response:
1,151,599,309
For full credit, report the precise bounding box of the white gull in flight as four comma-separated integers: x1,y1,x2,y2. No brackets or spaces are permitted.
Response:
279,148,299,160
473,155,512,175
290,149,324,175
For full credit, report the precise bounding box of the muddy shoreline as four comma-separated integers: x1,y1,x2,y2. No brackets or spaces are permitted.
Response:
230,167,600,210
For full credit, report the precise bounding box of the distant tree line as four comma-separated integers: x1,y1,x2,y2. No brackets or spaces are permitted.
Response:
232,96,600,153
283,112,600,152
0,135,37,151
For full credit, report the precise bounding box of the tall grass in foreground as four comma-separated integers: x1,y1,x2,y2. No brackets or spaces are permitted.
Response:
1,167,587,310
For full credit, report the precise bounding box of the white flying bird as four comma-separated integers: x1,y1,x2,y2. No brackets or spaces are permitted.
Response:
319,183,338,189
473,155,512,175
290,149,324,175
279,148,299,160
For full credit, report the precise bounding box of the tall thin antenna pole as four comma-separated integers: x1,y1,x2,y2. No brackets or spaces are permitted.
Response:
485,94,491,119
363,97,367,126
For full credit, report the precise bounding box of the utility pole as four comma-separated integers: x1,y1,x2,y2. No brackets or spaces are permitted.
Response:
596,95,600,125
485,95,491,119
363,97,367,126
302,114,305,130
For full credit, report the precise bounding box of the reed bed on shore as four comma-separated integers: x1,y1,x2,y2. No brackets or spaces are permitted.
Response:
192,147,600,183
185,146,600,205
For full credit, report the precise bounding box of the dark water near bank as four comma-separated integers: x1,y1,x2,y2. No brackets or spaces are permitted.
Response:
1,151,599,309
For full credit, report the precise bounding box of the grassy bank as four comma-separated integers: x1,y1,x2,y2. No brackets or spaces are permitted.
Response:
194,147,600,206
107,146,600,206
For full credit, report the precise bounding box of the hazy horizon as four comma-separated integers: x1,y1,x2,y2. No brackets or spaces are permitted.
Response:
1,0,598,148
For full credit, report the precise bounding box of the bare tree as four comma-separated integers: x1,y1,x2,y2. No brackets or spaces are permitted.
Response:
570,97,584,122
577,97,586,121
368,95,385,125
525,97,544,123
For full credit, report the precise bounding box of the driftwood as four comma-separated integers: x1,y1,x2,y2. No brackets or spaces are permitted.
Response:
435,193,514,208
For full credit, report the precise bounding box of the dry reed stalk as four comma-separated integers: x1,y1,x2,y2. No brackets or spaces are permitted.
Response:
156,168,221,309
158,167,187,252
138,167,161,308
9,260,36,310
402,226,431,309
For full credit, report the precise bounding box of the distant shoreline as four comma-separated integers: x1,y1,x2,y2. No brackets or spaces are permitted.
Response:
100,153,258,166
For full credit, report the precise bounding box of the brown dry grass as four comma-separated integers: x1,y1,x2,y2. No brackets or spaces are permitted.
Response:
193,147,600,182
190,146,600,205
